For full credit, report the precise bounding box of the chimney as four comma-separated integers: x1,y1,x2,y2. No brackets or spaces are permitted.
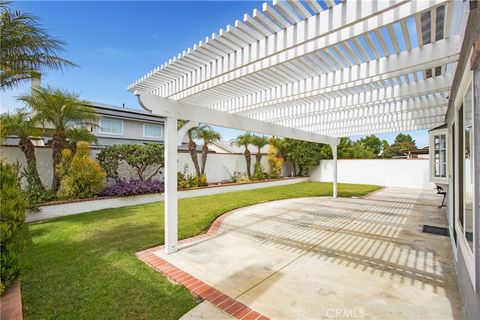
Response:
31,73,41,93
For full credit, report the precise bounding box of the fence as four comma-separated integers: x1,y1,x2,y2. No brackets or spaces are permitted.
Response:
310,159,434,189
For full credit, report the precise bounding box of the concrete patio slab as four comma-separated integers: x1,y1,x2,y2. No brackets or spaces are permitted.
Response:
151,188,464,319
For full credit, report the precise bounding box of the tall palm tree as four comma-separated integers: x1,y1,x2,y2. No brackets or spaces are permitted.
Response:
0,110,45,191
178,120,201,177
232,132,253,179
196,126,220,176
251,135,268,165
18,87,97,191
0,3,76,90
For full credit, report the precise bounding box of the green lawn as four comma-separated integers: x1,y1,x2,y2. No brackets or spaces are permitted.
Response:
21,182,381,319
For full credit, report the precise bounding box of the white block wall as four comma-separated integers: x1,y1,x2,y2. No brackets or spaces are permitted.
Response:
310,159,434,189
0,146,293,187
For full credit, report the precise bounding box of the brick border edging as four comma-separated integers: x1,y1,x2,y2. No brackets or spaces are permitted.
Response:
136,208,269,319
136,247,269,320
0,282,23,320
360,187,385,199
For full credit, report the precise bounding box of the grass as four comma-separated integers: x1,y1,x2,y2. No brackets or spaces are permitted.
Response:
21,182,381,319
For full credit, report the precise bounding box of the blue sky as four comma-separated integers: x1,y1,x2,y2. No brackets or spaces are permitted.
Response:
1,1,429,146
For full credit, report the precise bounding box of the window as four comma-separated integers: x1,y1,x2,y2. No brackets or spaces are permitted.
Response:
99,118,123,135
429,128,448,184
143,123,162,138
462,81,473,252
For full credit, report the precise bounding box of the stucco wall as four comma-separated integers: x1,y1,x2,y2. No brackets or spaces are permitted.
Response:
0,145,293,187
310,159,434,189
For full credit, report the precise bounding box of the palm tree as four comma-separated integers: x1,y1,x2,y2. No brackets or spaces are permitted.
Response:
232,132,253,179
251,135,268,165
196,126,220,176
0,110,45,191
18,87,97,191
65,127,97,153
0,3,76,90
178,120,201,177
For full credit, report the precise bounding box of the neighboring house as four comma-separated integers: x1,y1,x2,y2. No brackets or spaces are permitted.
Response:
404,146,429,159
87,102,165,147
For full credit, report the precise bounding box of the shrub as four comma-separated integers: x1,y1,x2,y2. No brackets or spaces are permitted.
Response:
58,142,106,200
101,178,164,197
231,171,250,183
253,163,267,181
97,144,164,181
0,161,27,294
177,165,207,190
267,138,283,179
22,167,54,211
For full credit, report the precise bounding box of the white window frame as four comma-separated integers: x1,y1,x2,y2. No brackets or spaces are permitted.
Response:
453,65,476,292
143,123,163,139
99,118,124,136
429,128,449,184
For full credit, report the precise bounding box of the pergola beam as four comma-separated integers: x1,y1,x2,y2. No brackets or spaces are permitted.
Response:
136,92,340,145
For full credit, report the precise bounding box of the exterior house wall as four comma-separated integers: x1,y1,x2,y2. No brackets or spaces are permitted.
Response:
310,159,434,189
92,116,164,145
440,5,480,319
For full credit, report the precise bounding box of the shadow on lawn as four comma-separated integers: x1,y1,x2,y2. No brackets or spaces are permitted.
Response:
21,221,196,319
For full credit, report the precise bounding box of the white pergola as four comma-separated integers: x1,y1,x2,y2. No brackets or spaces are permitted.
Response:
128,0,468,254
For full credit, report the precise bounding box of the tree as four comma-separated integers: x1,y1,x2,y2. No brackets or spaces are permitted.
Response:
196,126,220,176
232,132,253,178
251,135,268,165
0,110,45,191
382,133,417,158
281,138,327,175
358,135,382,156
0,2,76,90
18,87,97,191
178,120,201,178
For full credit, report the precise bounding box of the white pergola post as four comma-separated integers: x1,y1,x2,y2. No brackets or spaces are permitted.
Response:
164,116,178,254
331,144,338,199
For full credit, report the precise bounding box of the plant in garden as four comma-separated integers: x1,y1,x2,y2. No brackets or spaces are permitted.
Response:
267,137,284,178
57,141,106,200
22,166,54,210
177,165,207,190
0,110,45,192
97,144,164,181
0,2,76,90
101,178,164,197
253,162,267,181
196,126,220,177
251,135,268,165
65,127,97,152
0,161,26,294
18,87,97,191
232,132,253,179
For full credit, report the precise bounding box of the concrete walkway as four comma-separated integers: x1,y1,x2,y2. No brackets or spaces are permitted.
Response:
152,188,463,319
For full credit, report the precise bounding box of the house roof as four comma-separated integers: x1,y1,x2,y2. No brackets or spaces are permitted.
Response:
88,102,165,123
128,0,468,138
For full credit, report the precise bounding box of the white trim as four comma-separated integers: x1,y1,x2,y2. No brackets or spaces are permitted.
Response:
143,123,163,139
99,117,124,136
429,128,449,184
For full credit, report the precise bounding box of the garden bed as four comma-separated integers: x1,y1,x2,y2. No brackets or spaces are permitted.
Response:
27,177,309,222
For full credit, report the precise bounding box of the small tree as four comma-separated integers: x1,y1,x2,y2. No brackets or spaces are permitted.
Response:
382,133,417,158
232,132,253,179
97,144,164,181
281,138,327,175
178,120,201,178
0,111,45,192
18,87,97,191
196,126,220,177
251,135,268,165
